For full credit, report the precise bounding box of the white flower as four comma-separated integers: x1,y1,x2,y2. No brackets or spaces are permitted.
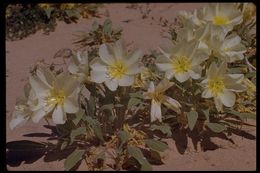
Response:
198,3,243,33
201,62,246,112
29,67,81,124
9,83,35,129
156,40,208,83
68,50,89,82
90,39,143,91
211,33,246,62
144,79,181,122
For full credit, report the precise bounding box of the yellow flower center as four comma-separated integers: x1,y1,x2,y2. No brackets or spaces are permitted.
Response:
171,56,191,74
46,88,65,105
213,16,230,26
208,77,225,96
108,60,127,79
152,92,164,103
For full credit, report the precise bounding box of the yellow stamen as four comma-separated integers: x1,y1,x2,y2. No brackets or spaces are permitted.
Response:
151,92,164,103
213,16,230,26
108,60,127,79
208,77,225,96
46,88,65,105
171,56,191,74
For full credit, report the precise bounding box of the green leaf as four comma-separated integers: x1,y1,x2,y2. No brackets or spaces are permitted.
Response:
70,127,86,144
64,148,85,171
150,124,172,137
118,130,130,144
60,140,69,150
207,122,227,133
127,146,152,171
128,98,142,109
87,95,96,117
144,139,168,152
100,103,114,112
186,110,198,131
91,21,99,31
103,18,112,35
228,110,256,120
72,109,85,126
202,108,210,121
129,91,143,99
85,116,104,142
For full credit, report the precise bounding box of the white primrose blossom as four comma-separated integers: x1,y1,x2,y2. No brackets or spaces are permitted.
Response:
210,33,246,63
90,39,143,91
198,3,243,33
29,67,81,124
68,50,89,82
144,79,181,123
201,62,246,112
156,40,208,83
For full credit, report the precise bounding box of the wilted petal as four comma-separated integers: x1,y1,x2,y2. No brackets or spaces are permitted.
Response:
165,70,175,79
164,96,181,114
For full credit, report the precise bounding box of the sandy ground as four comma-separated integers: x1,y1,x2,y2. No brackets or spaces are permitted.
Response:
6,3,256,171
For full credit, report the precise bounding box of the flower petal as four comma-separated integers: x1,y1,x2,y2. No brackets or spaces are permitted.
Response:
52,105,66,124
214,97,223,112
201,89,213,98
219,90,236,107
175,72,190,83
99,44,114,65
105,79,118,91
151,100,162,122
126,49,143,66
156,63,172,71
32,104,54,123
64,97,79,114
118,75,134,86
164,96,181,114
90,70,108,83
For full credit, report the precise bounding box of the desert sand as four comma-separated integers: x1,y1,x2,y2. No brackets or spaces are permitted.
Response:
6,3,256,171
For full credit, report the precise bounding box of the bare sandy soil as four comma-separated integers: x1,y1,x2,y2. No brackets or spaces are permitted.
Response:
6,3,256,171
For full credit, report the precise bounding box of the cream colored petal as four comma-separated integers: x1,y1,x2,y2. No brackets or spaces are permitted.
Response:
148,82,155,93
165,70,175,79
219,90,236,107
175,72,190,83
9,113,30,130
64,97,79,113
164,96,181,114
90,70,108,83
214,97,223,112
156,63,172,71
218,61,227,76
99,44,114,65
37,67,55,87
188,67,201,80
113,39,126,60
156,78,174,93
118,75,134,86
126,63,142,75
126,49,142,66
29,76,50,97
63,78,80,96
52,105,66,124
228,74,244,83
68,60,79,74
207,62,218,78
90,62,107,72
202,89,213,98
105,79,118,91
158,47,171,59
32,104,54,123
151,100,162,122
